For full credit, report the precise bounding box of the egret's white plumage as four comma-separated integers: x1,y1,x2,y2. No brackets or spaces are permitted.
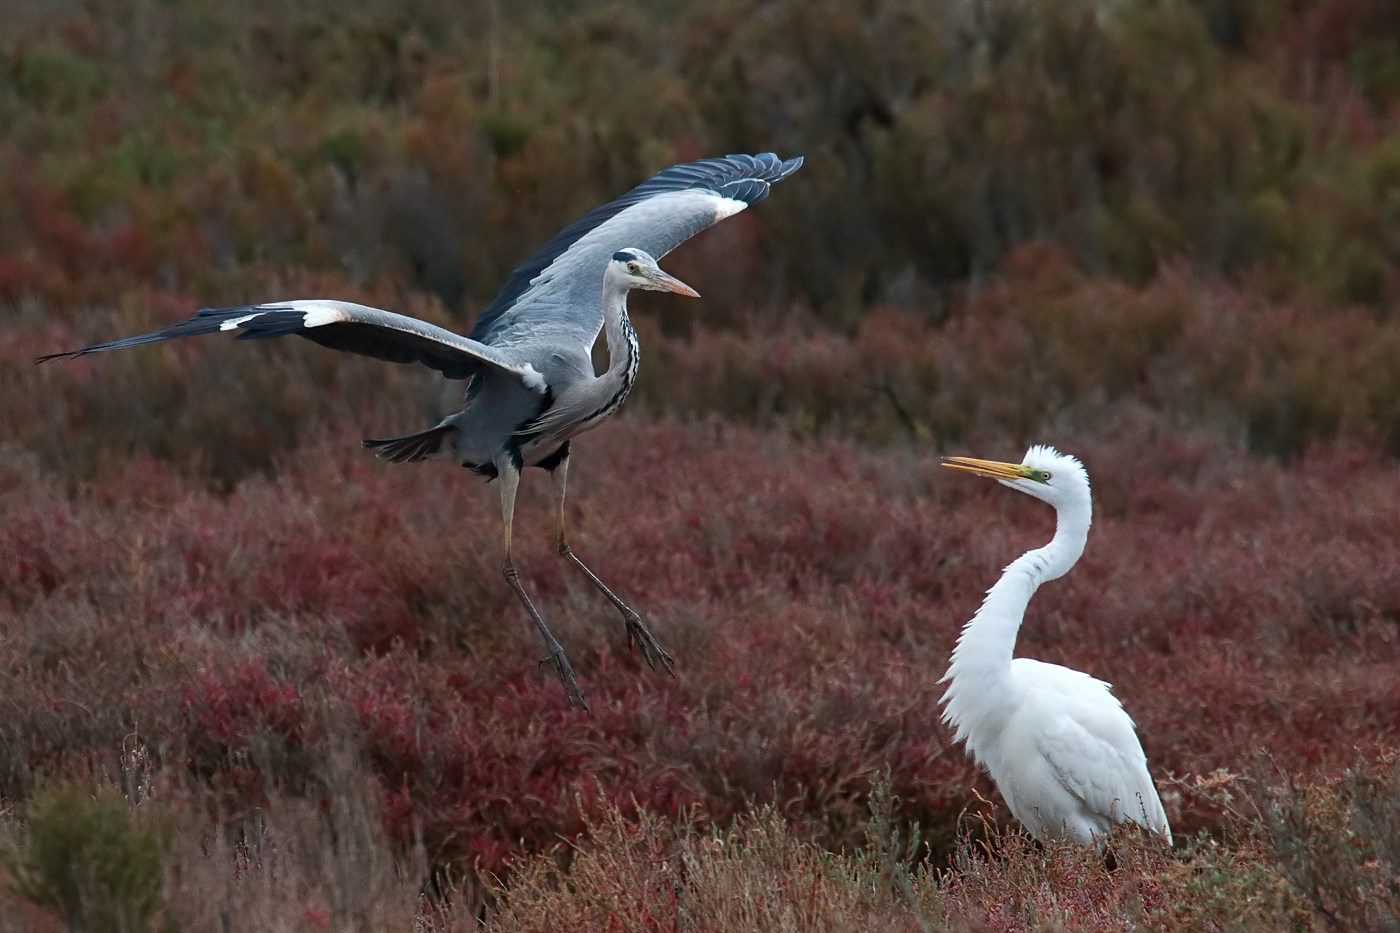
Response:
940,446,1172,845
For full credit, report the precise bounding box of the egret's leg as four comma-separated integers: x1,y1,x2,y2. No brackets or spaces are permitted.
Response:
549,450,675,676
498,461,587,710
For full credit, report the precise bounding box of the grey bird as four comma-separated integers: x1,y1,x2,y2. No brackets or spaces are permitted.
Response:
40,152,804,709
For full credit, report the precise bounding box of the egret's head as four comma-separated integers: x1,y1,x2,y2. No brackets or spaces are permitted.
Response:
941,445,1089,509
608,248,700,297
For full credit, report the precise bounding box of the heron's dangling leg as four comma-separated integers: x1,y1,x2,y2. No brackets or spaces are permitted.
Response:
549,447,675,676
498,460,588,710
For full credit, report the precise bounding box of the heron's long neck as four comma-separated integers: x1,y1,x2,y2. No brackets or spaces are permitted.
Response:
943,495,1091,698
587,280,640,423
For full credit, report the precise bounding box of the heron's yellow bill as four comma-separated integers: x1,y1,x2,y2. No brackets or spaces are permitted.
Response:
941,456,1031,482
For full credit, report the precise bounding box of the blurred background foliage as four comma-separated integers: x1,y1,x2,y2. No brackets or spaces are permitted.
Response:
4,3,1400,920
4,0,1400,479
4,0,1399,309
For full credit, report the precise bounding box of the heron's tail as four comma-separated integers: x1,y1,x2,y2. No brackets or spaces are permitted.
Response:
362,424,454,463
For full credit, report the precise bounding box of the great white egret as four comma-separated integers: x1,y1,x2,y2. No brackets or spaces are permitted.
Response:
939,446,1172,845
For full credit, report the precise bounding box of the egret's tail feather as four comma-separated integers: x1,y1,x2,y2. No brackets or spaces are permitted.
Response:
362,425,453,463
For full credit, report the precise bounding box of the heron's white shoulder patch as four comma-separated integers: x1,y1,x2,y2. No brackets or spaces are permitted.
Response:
218,313,260,332
519,364,546,393
299,305,348,328
712,197,748,221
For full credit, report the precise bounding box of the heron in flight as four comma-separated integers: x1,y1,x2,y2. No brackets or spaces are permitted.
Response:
41,152,804,710
939,447,1172,845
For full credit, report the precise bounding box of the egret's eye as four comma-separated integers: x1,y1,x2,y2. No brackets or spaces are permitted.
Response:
627,262,640,274
1029,469,1052,483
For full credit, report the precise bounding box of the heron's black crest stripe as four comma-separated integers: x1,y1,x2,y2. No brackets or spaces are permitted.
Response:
612,250,636,262
471,153,802,341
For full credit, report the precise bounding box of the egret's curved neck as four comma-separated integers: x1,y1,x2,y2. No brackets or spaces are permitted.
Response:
945,491,1091,691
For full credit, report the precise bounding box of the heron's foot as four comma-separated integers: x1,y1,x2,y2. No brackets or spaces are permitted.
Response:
540,648,589,711
622,608,676,677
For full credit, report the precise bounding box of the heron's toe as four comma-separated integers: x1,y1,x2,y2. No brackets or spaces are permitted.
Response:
623,611,676,677
540,650,589,711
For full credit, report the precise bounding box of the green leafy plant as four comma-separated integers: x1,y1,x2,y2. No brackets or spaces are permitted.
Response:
3,784,172,933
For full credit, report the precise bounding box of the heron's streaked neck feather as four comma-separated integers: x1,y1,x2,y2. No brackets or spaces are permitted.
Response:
600,279,638,384
577,276,639,428
940,489,1091,738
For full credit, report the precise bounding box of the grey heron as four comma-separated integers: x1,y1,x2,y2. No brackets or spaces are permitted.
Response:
939,447,1172,845
41,152,804,709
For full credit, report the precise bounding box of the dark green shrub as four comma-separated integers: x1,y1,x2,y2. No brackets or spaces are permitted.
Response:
4,784,172,933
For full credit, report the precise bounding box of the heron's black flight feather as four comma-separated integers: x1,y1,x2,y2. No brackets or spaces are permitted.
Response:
39,305,482,380
35,306,262,362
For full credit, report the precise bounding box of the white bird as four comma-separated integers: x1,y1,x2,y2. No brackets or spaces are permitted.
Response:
939,446,1172,845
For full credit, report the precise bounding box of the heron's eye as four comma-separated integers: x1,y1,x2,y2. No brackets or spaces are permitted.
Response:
627,262,640,274
1033,469,1052,483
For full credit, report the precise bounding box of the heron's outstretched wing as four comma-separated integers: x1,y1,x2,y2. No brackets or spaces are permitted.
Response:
38,300,547,391
470,152,803,352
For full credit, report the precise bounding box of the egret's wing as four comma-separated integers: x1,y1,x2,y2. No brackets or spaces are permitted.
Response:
38,300,546,392
1036,698,1170,837
470,152,803,352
